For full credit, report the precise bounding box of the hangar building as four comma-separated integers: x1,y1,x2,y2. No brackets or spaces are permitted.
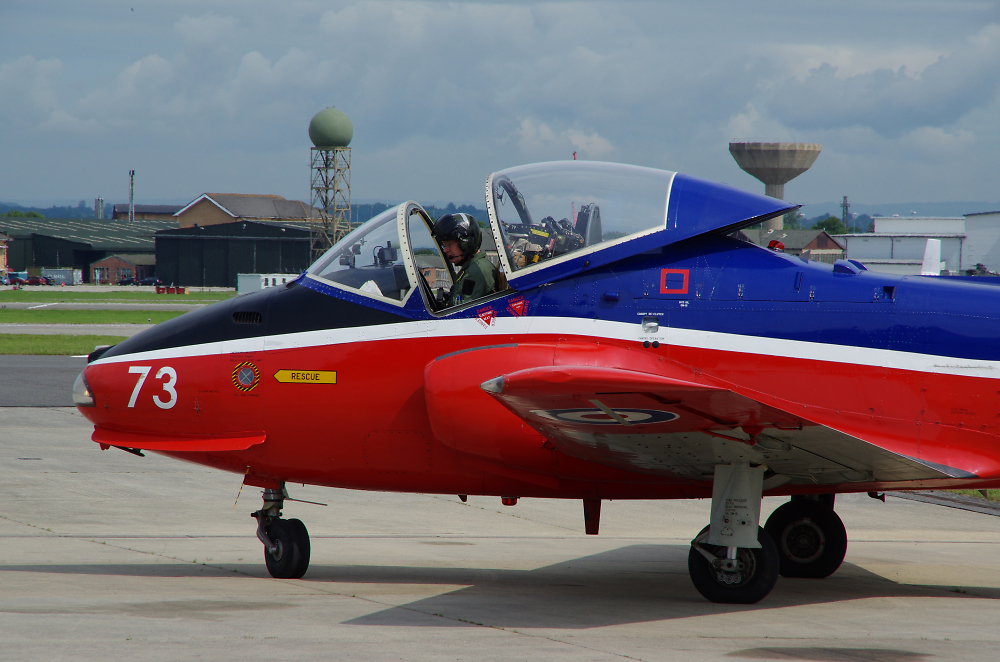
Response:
155,220,311,288
0,217,176,282
843,213,1000,275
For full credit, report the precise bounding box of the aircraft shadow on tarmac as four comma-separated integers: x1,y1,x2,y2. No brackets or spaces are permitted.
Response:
331,543,1000,628
5,542,994,628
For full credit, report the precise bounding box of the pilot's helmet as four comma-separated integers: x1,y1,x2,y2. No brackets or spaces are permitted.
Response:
434,213,482,261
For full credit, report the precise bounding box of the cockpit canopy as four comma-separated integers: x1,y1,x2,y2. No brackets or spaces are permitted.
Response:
489,161,674,274
305,161,796,309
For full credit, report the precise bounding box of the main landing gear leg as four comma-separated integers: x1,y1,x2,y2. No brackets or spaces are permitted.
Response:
252,483,311,579
764,493,847,578
688,463,779,604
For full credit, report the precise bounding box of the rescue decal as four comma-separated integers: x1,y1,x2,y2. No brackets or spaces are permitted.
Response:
506,296,528,317
232,361,260,392
476,306,497,328
531,408,679,425
273,370,337,384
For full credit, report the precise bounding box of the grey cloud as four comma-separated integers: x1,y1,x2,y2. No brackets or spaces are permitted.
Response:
3,0,1000,206
766,24,1000,136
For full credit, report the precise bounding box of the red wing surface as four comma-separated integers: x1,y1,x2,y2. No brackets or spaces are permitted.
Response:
483,365,957,487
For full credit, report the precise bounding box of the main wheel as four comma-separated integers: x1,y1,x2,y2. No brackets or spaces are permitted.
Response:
687,526,779,604
764,500,847,578
263,518,311,579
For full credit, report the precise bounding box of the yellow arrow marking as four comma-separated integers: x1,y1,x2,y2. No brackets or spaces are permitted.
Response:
273,370,337,384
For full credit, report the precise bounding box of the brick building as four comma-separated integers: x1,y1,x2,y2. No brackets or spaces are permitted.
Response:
111,204,183,220
174,193,323,229
747,229,845,264
90,253,157,284
0,232,10,279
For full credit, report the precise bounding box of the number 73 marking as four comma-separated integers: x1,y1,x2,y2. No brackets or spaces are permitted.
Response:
128,365,178,409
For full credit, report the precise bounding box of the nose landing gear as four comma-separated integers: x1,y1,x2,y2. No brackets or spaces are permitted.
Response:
687,462,779,604
688,525,779,604
252,484,311,579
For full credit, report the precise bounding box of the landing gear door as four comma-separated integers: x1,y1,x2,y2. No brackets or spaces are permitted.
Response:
397,202,455,313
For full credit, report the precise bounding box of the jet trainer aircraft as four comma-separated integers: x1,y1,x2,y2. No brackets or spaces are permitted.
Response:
73,161,1000,604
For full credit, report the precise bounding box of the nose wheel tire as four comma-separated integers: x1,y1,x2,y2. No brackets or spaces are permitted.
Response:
764,500,847,578
688,525,779,604
263,518,311,579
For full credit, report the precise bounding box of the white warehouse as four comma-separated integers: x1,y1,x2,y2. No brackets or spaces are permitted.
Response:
842,211,1000,275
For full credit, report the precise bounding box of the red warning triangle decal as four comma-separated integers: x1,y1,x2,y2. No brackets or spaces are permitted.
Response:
476,307,496,327
507,297,528,316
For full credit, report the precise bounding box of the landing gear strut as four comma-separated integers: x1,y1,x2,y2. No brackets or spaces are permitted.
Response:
764,494,847,578
688,463,779,604
252,484,311,579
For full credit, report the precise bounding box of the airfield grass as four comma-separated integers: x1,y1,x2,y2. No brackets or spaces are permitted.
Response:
0,289,233,303
0,309,185,324
947,488,1000,502
0,334,128,355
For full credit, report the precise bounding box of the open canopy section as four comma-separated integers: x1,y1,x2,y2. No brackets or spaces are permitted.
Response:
487,161,796,290
306,206,414,305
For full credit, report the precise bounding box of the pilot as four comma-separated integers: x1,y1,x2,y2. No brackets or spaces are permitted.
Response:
434,213,496,306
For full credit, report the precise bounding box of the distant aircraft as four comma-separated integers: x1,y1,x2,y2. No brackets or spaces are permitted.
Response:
73,160,1000,604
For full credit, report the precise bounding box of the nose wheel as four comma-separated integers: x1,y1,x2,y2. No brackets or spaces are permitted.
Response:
688,525,779,604
687,462,780,604
252,485,311,579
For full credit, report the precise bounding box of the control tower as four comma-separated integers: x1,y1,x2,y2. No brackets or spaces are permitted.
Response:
729,142,821,231
309,107,354,260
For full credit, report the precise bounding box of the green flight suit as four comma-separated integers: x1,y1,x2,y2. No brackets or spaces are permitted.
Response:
448,252,496,306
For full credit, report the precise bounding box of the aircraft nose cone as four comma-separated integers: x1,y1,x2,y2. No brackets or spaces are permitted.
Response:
72,370,95,408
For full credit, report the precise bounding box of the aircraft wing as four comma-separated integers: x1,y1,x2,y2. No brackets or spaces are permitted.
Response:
480,365,962,487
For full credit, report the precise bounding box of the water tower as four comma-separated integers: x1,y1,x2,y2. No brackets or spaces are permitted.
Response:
309,107,354,260
729,142,821,231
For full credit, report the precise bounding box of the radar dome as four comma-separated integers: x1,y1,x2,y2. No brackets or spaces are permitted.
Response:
309,107,353,148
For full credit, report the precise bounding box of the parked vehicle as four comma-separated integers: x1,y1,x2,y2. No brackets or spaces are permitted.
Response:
138,276,162,286
117,277,138,286
25,276,52,286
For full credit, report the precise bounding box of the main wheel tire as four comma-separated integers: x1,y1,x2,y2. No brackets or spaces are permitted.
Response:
263,518,311,579
764,500,847,578
687,526,779,604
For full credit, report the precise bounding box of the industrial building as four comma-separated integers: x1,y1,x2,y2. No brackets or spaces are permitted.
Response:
0,217,175,282
155,220,311,288
174,193,322,229
842,212,1000,275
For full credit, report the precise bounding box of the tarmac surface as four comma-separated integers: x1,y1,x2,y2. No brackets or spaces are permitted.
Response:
4,357,1000,660
3,403,1000,661
0,355,87,406
0,323,152,336
1,301,205,310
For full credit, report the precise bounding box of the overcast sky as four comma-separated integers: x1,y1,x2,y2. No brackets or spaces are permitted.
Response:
3,0,1000,209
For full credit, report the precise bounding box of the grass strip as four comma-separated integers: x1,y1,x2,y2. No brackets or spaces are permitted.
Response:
0,334,128,355
947,488,1000,502
0,290,234,303
0,310,185,324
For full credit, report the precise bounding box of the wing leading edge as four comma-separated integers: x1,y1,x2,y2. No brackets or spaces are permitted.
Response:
480,365,962,488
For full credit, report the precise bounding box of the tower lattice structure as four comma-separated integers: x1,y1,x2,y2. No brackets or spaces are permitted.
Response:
310,147,351,261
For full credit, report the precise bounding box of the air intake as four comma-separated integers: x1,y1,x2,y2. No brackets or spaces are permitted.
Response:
232,311,263,325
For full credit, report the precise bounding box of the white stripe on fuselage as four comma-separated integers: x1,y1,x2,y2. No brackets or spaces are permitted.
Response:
91,315,1000,380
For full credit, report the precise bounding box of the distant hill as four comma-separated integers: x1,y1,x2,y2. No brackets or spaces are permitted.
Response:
0,200,96,218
